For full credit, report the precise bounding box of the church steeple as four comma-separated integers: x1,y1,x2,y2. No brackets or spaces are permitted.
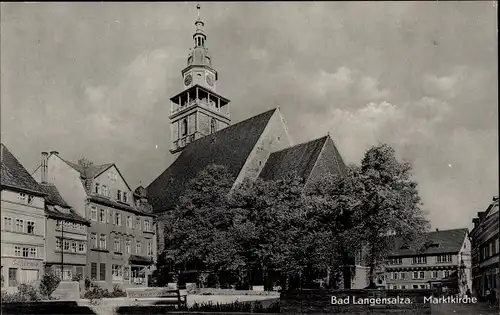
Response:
168,3,231,154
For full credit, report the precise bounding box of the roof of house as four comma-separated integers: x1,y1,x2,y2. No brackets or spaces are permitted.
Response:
389,228,468,257
259,136,328,182
39,182,89,225
0,143,45,196
146,108,278,213
39,183,70,208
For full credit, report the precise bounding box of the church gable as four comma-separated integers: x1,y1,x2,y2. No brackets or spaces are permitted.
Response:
232,107,293,187
258,136,328,183
305,135,347,189
146,108,278,213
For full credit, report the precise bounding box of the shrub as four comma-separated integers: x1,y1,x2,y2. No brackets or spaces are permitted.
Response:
39,272,61,299
109,284,127,298
1,284,42,302
72,274,83,282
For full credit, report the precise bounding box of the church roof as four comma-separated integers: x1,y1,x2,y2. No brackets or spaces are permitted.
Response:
146,108,278,213
0,143,45,196
259,136,329,182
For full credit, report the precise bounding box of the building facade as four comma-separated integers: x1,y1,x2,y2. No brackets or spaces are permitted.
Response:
32,152,156,290
384,228,471,296
470,196,499,300
40,180,90,281
1,144,46,292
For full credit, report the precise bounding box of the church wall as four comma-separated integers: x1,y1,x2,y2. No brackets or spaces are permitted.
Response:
198,112,210,134
234,109,293,187
305,137,345,191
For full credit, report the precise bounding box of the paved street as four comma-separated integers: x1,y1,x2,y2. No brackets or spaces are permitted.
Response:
431,302,499,315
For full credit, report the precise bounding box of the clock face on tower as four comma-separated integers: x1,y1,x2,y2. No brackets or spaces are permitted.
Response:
206,74,215,87
184,74,192,86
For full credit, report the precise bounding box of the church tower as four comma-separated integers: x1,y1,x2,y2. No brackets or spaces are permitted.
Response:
169,4,231,153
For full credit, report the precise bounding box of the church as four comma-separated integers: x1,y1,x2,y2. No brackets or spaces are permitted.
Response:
146,5,348,275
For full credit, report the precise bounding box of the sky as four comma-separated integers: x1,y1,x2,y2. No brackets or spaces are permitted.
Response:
1,2,498,230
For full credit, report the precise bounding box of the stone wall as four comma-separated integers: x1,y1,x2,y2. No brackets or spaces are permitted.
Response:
280,289,432,314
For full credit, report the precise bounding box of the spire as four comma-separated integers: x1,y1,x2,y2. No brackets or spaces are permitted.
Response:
193,3,205,48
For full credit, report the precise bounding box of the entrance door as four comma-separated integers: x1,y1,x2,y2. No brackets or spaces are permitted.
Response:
8,268,17,287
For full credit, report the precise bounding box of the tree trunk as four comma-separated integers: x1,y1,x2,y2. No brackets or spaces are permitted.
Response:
326,268,330,289
368,243,376,288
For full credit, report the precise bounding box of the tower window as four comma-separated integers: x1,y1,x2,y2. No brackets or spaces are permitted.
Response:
181,119,188,136
210,118,217,134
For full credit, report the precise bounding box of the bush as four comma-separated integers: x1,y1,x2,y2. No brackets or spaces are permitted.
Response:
109,284,127,298
39,272,61,299
1,284,41,302
72,274,83,282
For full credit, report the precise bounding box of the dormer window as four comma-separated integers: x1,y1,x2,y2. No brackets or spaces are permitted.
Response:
95,183,100,194
123,192,128,203
117,190,121,201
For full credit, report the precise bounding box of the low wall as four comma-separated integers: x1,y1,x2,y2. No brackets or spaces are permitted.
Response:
53,281,80,300
280,289,433,314
196,288,280,296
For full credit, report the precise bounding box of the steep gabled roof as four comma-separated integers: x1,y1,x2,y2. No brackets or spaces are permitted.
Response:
39,182,89,225
146,108,278,213
0,143,44,196
389,228,468,257
39,183,70,208
259,136,328,182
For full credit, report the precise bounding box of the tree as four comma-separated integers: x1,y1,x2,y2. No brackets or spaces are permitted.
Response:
39,272,61,299
354,144,430,287
165,164,243,287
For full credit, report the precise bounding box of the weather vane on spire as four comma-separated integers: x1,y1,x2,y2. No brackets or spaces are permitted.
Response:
197,3,201,20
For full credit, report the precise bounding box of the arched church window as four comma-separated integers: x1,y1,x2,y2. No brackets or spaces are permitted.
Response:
181,119,188,136
210,118,217,134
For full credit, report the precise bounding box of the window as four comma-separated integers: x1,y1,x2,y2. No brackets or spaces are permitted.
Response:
64,240,70,251
76,267,83,278
412,285,418,289
419,271,425,279
91,233,97,248
210,118,217,134
126,240,131,254
15,219,24,233
14,246,21,257
136,218,141,230
181,119,188,136
99,234,106,249
400,272,406,280
63,268,72,281
432,271,438,279
99,209,106,223
78,242,85,253
123,192,128,203
112,265,123,281
102,185,109,197
29,248,37,258
91,263,97,280
147,242,153,256
26,221,35,234
401,285,406,289
22,248,29,257
114,212,121,226
99,263,106,281
90,207,97,221
436,255,452,263
412,271,419,279
144,220,150,232
9,268,18,287
56,239,61,250
114,238,121,252
117,190,121,201
136,241,141,255
127,216,133,228
3,217,12,231
443,270,450,278
71,242,77,252
18,193,26,201
392,272,398,280
412,256,427,264
95,183,100,194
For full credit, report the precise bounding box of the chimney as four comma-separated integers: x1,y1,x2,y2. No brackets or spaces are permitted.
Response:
477,211,486,222
41,152,48,183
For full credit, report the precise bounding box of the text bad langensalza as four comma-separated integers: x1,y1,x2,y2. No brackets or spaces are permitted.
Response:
331,295,478,306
